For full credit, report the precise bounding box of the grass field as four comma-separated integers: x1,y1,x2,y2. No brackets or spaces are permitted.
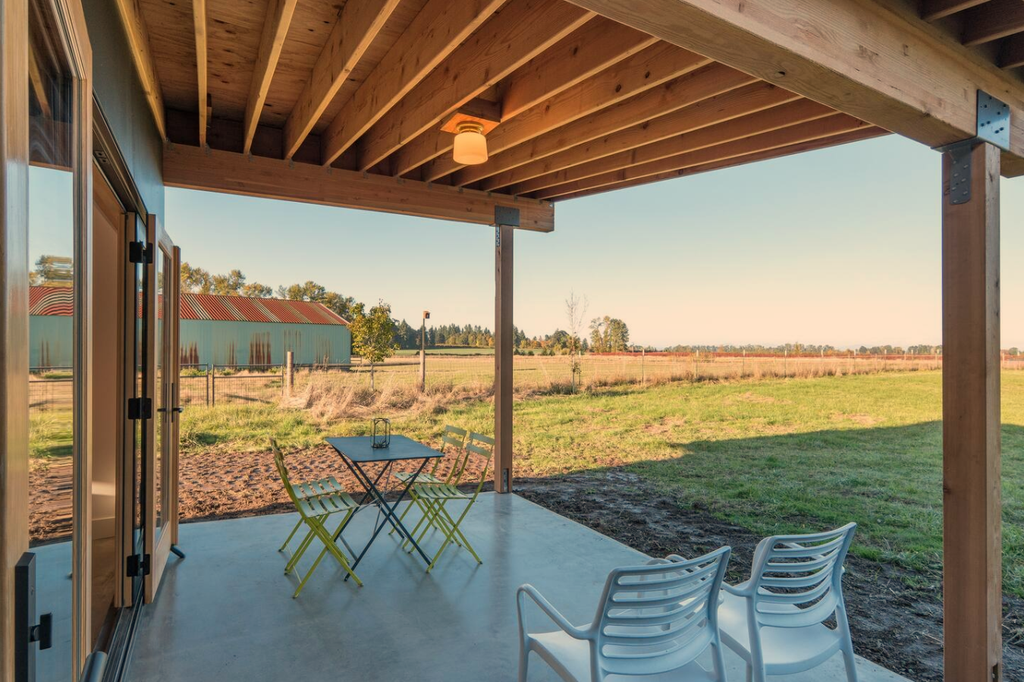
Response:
168,370,1024,598
395,347,494,356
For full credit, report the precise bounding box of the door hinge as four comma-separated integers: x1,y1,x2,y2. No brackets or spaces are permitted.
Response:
128,240,153,264
127,397,153,420
126,553,151,578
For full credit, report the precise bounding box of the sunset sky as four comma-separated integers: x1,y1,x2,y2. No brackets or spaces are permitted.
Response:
163,134,1024,349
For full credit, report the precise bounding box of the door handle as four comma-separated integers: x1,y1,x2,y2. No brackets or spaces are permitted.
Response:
16,552,53,682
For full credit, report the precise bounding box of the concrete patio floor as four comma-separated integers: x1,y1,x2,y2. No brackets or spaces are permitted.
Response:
127,493,909,682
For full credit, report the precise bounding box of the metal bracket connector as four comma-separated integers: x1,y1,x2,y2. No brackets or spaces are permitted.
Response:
945,141,974,206
935,90,1011,205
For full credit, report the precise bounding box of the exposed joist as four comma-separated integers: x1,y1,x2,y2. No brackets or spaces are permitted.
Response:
425,43,709,183
358,0,595,172
456,62,753,188
553,127,886,201
282,0,402,160
1000,32,1024,67
962,0,1024,46
509,89,822,196
243,0,299,154
193,0,208,146
395,18,658,178
163,144,554,231
921,0,991,22
113,0,166,137
535,114,873,200
319,0,508,168
562,0,1024,175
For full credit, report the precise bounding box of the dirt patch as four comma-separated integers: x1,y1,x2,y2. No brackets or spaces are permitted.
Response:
831,412,883,426
514,472,1024,682
643,416,688,435
725,391,790,405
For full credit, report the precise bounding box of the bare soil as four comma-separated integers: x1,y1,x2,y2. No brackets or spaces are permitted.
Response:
29,449,1024,682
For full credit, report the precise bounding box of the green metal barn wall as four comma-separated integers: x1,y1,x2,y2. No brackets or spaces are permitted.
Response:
30,317,351,368
178,320,351,367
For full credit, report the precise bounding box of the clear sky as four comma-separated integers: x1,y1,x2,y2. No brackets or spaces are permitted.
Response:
165,134,1024,349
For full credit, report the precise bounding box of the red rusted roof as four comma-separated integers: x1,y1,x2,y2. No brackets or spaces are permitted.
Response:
30,287,348,325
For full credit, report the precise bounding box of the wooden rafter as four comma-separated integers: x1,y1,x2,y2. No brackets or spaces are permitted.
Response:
962,0,1024,46
504,85,813,195
113,0,166,138
282,0,402,160
921,0,991,22
562,0,1024,175
164,144,554,231
553,127,886,202
1000,33,1024,68
535,114,873,200
243,0,300,155
394,18,658,178
424,43,709,184
193,0,207,146
358,0,595,173
455,62,752,188
319,0,507,168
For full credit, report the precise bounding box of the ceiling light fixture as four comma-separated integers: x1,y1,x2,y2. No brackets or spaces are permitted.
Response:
453,121,488,165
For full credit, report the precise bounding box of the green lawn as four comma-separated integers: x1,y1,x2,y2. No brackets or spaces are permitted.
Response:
34,370,1024,595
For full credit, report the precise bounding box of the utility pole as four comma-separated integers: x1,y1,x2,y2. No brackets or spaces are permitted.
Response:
420,310,430,392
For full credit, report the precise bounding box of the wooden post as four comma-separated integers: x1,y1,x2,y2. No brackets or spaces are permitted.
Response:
284,351,294,399
210,365,215,407
494,208,516,494
942,141,1002,682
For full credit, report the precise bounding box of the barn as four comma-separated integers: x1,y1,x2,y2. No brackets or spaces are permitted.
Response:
29,286,351,368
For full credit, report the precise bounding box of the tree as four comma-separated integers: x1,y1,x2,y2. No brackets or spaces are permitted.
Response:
211,269,247,295
180,262,212,294
349,300,398,390
590,316,630,353
32,255,74,287
240,282,273,298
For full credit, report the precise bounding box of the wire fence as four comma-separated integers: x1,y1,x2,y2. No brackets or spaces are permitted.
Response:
26,353,1024,413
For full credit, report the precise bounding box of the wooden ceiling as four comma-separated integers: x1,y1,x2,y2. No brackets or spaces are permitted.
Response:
919,0,1024,69
126,0,887,207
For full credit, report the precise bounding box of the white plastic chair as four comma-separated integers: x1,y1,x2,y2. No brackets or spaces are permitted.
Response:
517,546,731,682
718,523,858,682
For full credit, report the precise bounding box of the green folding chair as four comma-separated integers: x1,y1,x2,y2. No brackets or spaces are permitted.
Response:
405,432,493,572
272,440,363,596
278,472,347,552
389,425,469,536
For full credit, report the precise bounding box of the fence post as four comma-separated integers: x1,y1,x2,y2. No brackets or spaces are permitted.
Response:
641,348,645,386
284,351,294,399
205,363,210,406
211,365,216,407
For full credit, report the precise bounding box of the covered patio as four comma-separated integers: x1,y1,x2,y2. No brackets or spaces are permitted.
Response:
126,494,908,682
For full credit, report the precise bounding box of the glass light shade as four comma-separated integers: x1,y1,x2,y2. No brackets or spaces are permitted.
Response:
453,126,488,165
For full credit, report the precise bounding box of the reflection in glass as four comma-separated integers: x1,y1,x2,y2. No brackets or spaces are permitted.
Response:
27,0,77,678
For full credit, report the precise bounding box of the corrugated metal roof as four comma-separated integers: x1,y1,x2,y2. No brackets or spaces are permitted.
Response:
30,287,348,325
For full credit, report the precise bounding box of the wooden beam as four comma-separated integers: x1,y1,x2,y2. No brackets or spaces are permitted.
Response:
397,18,658,178
962,0,1024,46
488,82,801,192
510,93,826,196
242,0,299,155
281,0,401,160
999,32,1024,67
921,0,991,22
563,0,1024,175
193,0,207,146
942,141,1003,682
454,62,752,188
553,127,886,201
319,0,507,168
494,221,514,493
357,0,594,172
113,0,166,138
535,114,872,199
425,43,710,183
163,144,554,232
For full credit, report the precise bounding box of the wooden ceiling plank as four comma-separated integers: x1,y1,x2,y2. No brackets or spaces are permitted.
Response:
113,0,166,137
319,0,508,168
561,0,1024,175
921,0,991,22
164,144,554,231
1000,32,1024,67
553,127,886,201
193,0,208,146
282,0,402,160
962,0,1024,46
395,18,658,178
535,114,872,200
357,0,596,172
243,0,300,155
506,89,824,195
452,62,753,188
424,43,708,183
